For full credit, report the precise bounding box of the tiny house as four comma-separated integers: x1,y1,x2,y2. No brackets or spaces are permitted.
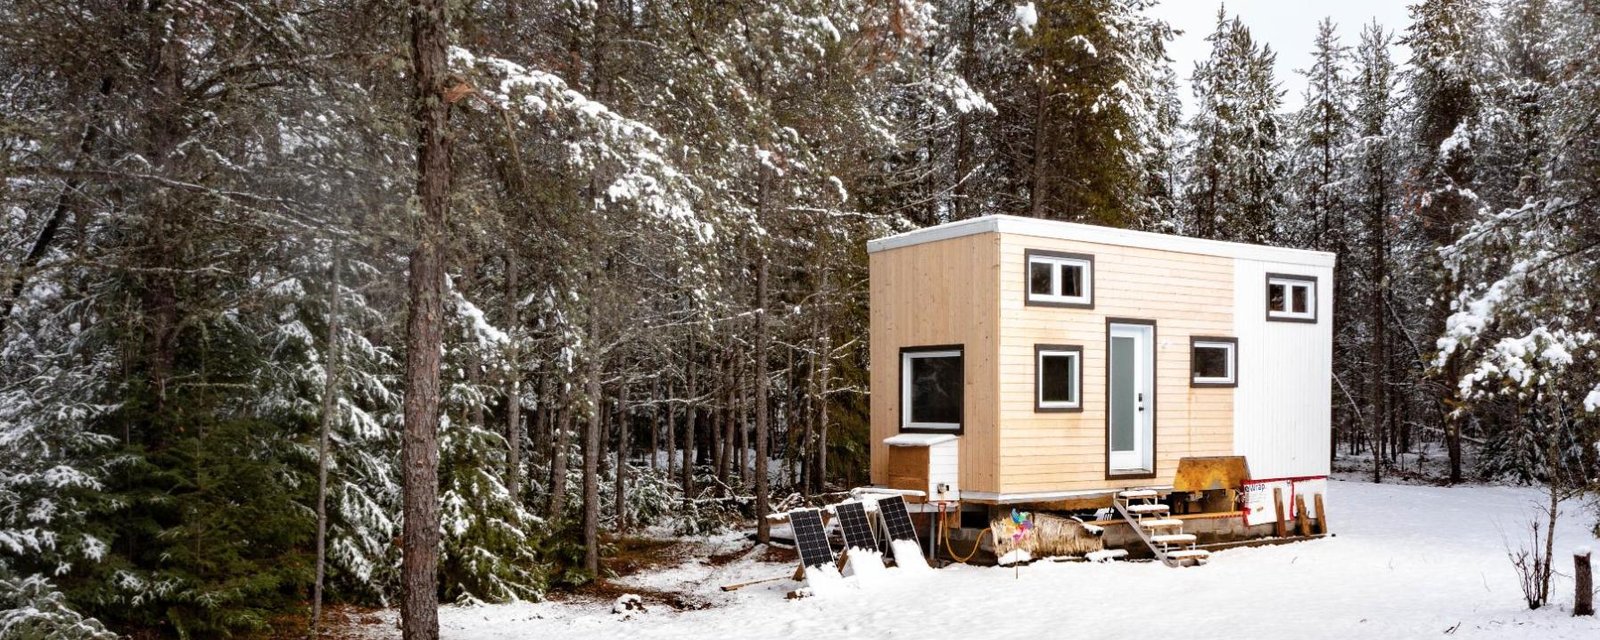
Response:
867,215,1334,519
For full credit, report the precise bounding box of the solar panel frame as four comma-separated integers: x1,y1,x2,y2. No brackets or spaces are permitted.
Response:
876,495,921,559
833,502,877,553
787,508,834,569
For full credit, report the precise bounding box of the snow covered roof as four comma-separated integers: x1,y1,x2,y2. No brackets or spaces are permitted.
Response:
883,433,958,447
867,214,1336,267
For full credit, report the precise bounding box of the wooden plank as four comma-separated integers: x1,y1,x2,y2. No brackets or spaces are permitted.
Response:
1295,493,1311,536
1273,487,1287,538
1314,492,1328,534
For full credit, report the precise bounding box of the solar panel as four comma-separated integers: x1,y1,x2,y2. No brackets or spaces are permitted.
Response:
834,502,877,553
876,495,921,562
787,508,834,570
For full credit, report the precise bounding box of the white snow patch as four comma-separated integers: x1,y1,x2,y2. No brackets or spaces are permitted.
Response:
842,548,887,585
1014,3,1038,36
890,539,930,572
354,482,1600,640
996,549,1031,566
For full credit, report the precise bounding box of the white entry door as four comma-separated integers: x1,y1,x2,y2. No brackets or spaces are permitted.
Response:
1108,322,1155,473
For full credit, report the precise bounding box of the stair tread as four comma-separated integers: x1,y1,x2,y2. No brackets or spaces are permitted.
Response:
1166,549,1211,559
1127,504,1169,513
1135,518,1183,529
1151,533,1197,544
1085,549,1128,563
1118,489,1159,498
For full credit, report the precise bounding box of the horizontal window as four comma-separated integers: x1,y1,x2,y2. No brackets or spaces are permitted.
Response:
1026,250,1094,308
1036,345,1083,412
1191,337,1238,387
901,347,963,432
1266,274,1316,322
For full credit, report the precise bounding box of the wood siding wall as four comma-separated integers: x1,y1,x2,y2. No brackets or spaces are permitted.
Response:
995,233,1236,494
869,234,1002,492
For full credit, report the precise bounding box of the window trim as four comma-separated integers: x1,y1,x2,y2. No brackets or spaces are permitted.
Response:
1024,249,1095,309
898,344,965,434
1034,344,1085,413
1190,336,1239,388
1265,273,1318,323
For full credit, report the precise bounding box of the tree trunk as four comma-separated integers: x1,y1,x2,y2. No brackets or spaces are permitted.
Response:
311,244,343,637
754,243,771,543
547,396,572,520
582,354,602,575
649,380,659,472
816,328,832,490
683,338,697,498
505,250,522,501
665,381,677,480
615,380,629,532
1576,551,1594,616
401,0,452,635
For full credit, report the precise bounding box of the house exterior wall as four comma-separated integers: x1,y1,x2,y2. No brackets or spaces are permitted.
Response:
867,216,1336,503
992,232,1236,495
1232,257,1335,479
869,233,1002,493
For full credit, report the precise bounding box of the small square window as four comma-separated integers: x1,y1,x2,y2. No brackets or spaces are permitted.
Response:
1191,338,1237,387
1035,345,1083,411
1266,274,1316,322
901,347,963,432
1025,250,1094,308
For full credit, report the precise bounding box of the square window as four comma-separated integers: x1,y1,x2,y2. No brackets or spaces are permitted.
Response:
1029,261,1053,296
1191,338,1237,387
1025,250,1094,308
901,348,963,431
1035,345,1082,411
1060,264,1083,298
1266,274,1316,322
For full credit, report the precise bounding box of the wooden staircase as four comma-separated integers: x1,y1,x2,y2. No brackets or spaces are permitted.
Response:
1112,489,1210,567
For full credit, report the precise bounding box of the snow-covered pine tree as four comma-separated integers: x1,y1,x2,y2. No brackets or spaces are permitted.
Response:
1181,9,1286,243
1346,21,1405,480
1403,0,1490,483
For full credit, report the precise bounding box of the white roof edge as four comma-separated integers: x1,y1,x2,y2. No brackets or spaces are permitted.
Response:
883,433,958,447
866,214,1336,267
961,486,1174,504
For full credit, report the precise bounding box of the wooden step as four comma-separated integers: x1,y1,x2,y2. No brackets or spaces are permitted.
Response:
1127,504,1169,514
1151,533,1197,545
1085,549,1128,563
1166,549,1211,560
1135,518,1183,529
1118,489,1159,499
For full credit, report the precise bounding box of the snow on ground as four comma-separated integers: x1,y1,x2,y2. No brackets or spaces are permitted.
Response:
357,480,1600,639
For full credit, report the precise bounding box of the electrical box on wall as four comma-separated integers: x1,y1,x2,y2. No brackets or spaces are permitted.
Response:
882,433,960,502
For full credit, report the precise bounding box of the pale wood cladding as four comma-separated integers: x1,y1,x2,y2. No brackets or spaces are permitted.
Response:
869,231,1235,498
996,233,1235,494
869,233,1001,492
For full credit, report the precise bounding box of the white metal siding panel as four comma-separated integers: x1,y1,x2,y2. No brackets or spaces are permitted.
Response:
929,441,960,499
1232,258,1334,479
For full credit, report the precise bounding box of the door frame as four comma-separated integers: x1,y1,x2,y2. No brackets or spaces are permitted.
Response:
1105,317,1157,479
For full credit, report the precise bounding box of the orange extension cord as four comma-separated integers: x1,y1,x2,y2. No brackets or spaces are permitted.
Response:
938,502,992,564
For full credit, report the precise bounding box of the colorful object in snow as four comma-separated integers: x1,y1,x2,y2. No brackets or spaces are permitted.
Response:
1002,509,1034,543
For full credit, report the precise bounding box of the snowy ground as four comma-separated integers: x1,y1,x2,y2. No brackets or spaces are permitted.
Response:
352,480,1600,639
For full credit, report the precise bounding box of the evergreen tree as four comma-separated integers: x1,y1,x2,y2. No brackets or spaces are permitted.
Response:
1182,9,1286,242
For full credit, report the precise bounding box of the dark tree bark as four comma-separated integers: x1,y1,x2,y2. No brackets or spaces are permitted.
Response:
683,337,697,497
754,239,771,542
504,250,522,501
582,353,602,574
547,395,572,520
665,381,677,480
1577,551,1594,617
311,243,342,637
401,0,453,635
614,379,629,532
